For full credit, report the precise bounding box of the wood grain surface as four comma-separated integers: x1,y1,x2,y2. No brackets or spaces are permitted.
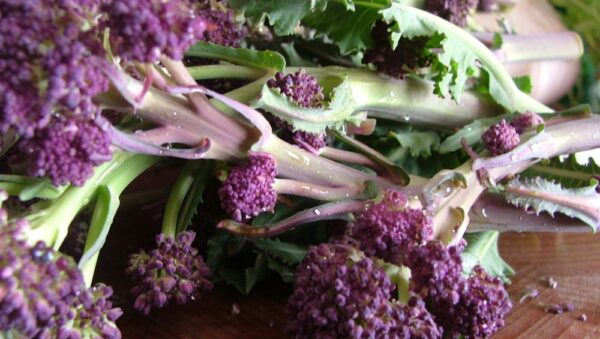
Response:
96,207,600,338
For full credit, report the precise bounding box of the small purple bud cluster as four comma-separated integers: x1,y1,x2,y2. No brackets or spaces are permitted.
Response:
0,0,108,137
0,196,122,338
266,70,327,152
510,111,544,134
363,21,434,79
218,153,278,221
126,231,212,315
267,70,325,109
18,116,112,186
408,240,512,337
350,189,433,266
102,0,208,62
477,0,497,12
198,6,247,47
285,243,442,338
424,0,479,27
481,119,520,156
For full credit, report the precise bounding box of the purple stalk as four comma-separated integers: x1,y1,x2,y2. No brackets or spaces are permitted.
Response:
273,179,365,201
102,120,211,159
469,193,593,233
217,200,368,238
319,147,388,174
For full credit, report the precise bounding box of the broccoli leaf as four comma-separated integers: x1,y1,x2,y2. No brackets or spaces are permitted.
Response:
381,5,479,102
252,238,308,265
229,0,332,36
505,177,600,230
186,42,286,71
220,253,270,294
265,255,296,283
522,155,600,188
176,161,213,234
303,0,391,55
462,231,514,283
389,128,441,157
253,73,365,133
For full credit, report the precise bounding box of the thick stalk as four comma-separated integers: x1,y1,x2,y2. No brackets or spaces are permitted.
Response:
273,179,365,201
161,161,203,238
187,64,266,80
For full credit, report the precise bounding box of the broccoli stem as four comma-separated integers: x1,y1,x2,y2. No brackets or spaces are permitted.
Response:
187,64,266,80
161,161,204,238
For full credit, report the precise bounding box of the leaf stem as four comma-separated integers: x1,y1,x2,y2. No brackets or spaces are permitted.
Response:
187,64,266,80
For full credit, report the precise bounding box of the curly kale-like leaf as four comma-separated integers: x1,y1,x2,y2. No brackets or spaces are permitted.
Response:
505,177,600,231
522,155,600,189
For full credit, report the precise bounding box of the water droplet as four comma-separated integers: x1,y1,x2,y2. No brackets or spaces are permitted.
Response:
481,208,488,218
388,91,395,97
313,209,321,216
167,111,179,122
402,115,410,122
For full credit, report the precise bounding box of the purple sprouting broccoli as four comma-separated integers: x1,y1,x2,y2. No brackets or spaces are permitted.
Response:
481,120,520,156
424,0,479,27
408,240,467,335
408,240,512,337
0,0,108,137
389,297,443,338
363,21,434,79
286,243,400,338
267,69,325,109
102,0,208,62
218,152,278,221
349,189,433,266
126,231,212,315
459,265,513,338
510,111,544,134
198,6,247,47
18,116,112,186
266,70,327,152
0,199,122,338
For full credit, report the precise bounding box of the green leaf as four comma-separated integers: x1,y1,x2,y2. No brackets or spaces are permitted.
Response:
186,42,286,71
522,154,600,188
491,32,503,49
253,73,364,133
389,128,441,157
229,0,330,36
439,114,513,154
78,185,120,267
265,255,296,283
381,6,479,101
176,161,214,233
505,177,600,230
513,75,532,94
252,238,308,265
0,175,66,200
303,0,391,55
220,253,269,294
462,231,514,283
206,231,232,272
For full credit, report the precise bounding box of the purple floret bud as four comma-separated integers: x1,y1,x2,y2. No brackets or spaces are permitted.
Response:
0,207,121,338
267,69,325,109
218,152,278,221
126,231,212,315
458,265,512,338
102,0,208,62
363,21,434,79
477,0,497,12
0,0,108,136
198,6,246,47
424,0,479,27
408,240,512,337
481,120,520,156
350,189,433,266
389,297,443,338
18,116,112,186
265,70,327,152
510,111,544,134
286,243,399,338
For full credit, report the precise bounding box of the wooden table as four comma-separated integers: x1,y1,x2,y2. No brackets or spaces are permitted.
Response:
96,203,600,339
